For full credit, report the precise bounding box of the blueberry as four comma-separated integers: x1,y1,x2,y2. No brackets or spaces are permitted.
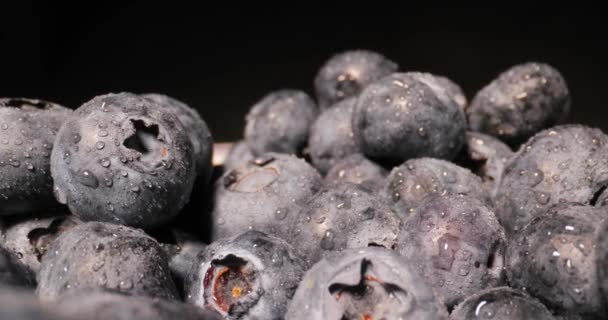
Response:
494,125,608,235
50,93,196,229
467,62,570,146
323,153,387,190
152,228,206,297
398,194,506,308
0,98,72,216
0,286,64,320
450,287,555,320
506,203,607,318
244,90,318,156
598,219,608,307
382,158,491,218
352,72,466,165
314,50,398,109
222,140,254,172
211,153,322,241
186,231,307,319
55,289,222,320
286,182,401,265
308,98,360,174
458,131,514,196
0,214,80,275
434,75,467,110
142,93,214,184
36,221,178,302
1,246,34,287
286,247,448,319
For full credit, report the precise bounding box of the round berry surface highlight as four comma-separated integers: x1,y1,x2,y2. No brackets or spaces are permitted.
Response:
314,50,398,110
352,72,466,165
37,222,179,302
506,203,607,318
286,247,448,320
308,97,359,174
142,93,214,184
244,90,318,157
286,182,401,265
450,287,556,320
323,153,387,191
398,194,506,308
50,93,196,229
467,62,570,145
211,153,322,241
0,98,72,216
186,231,307,320
382,158,491,219
494,125,608,235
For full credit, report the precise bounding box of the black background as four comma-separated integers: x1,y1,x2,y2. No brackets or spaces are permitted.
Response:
0,4,605,143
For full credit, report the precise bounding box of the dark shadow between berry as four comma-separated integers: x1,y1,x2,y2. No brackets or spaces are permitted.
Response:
26,217,79,262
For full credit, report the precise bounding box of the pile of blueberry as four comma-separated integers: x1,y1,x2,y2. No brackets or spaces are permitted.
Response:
1,49,606,320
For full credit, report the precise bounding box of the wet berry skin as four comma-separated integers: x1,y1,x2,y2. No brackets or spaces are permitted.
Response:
1,246,34,287
0,98,72,216
211,153,322,241
314,50,398,110
142,93,214,185
352,72,466,165
382,157,491,219
598,219,608,308
450,287,556,320
494,125,608,236
398,194,507,308
186,231,307,320
286,182,401,265
36,222,179,302
244,90,318,157
467,62,570,146
506,202,607,318
323,153,387,191
50,92,196,230
286,247,448,320
308,97,359,174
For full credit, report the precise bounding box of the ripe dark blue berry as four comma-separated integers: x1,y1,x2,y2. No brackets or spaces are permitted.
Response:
458,131,514,196
186,231,307,319
286,247,448,319
244,90,318,156
398,194,506,308
352,72,466,165
314,50,398,109
494,125,608,235
323,153,387,190
506,203,607,318
382,157,491,218
308,97,359,174
467,62,570,146
598,219,608,308
211,153,322,241
37,222,179,302
0,214,80,274
451,287,555,320
50,93,196,229
222,140,254,172
1,246,34,287
0,98,72,216
286,182,401,264
142,93,214,184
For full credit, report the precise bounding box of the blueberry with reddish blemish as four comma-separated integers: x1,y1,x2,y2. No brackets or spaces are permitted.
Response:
398,194,506,308
0,98,72,216
186,231,307,319
286,247,448,319
50,93,196,229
